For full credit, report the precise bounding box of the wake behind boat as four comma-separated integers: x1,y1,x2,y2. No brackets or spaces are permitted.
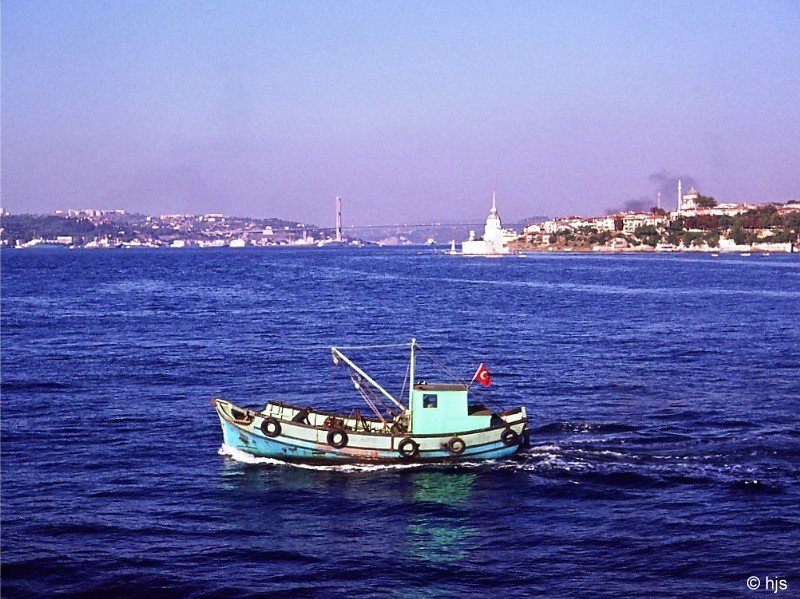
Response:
213,340,528,464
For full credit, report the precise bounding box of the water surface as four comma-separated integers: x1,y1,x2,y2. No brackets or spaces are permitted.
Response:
2,248,798,597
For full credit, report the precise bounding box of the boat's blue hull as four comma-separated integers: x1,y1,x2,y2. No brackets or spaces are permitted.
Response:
215,400,526,464
220,419,522,463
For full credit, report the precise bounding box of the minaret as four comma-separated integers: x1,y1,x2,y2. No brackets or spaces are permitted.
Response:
657,192,662,210
491,187,497,213
677,179,683,212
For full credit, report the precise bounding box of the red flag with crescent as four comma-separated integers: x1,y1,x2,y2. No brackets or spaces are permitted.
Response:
473,363,491,387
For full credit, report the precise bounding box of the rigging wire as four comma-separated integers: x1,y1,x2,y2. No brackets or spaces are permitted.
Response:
397,360,410,405
352,378,387,425
415,343,469,387
343,365,398,419
332,342,412,350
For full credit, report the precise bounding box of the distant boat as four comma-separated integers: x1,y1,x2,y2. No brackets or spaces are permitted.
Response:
17,238,68,250
19,238,45,248
213,340,528,464
740,252,751,257
711,253,719,257
317,239,347,248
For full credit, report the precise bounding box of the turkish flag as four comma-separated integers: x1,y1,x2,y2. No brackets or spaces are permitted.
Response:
473,363,491,387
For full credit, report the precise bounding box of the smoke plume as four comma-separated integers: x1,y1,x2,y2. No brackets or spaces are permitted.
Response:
605,197,652,215
605,171,701,214
649,170,699,209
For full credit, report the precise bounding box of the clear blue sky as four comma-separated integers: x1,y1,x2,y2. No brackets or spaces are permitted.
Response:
2,1,799,225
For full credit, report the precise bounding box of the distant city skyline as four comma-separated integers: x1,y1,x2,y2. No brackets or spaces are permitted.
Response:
2,1,799,226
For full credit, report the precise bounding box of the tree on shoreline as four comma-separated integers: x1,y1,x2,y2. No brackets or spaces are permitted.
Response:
695,195,718,208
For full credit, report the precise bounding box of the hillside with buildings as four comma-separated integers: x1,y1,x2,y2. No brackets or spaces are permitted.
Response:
514,185,800,253
2,185,799,253
0,209,346,249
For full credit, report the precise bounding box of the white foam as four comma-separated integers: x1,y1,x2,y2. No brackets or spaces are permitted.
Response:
527,444,562,452
573,449,627,458
219,444,292,466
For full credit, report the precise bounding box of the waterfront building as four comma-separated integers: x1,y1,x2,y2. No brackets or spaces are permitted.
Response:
531,215,617,236
587,216,617,232
775,203,800,215
538,220,562,235
621,212,666,234
523,222,543,234
572,216,616,232
679,187,700,212
461,190,519,255
674,183,759,217
675,199,760,219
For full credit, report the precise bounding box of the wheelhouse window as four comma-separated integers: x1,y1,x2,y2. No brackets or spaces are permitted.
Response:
422,394,438,408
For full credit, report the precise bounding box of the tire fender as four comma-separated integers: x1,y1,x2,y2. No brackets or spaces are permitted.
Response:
398,437,419,458
260,417,281,438
327,428,349,449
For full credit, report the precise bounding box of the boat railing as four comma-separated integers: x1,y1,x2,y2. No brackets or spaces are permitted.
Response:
261,401,394,434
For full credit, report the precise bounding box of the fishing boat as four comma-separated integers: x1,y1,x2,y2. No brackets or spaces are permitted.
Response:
213,340,528,464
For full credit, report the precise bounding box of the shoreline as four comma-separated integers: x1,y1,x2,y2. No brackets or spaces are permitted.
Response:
3,244,797,255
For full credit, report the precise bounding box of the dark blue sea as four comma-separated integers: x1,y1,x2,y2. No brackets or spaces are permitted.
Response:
2,248,799,598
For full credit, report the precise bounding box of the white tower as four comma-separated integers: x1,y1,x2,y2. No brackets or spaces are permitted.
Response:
485,187,502,239
335,196,342,242
677,179,683,212
483,187,505,251
461,187,512,255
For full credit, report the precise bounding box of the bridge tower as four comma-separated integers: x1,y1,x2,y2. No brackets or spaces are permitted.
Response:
335,196,342,242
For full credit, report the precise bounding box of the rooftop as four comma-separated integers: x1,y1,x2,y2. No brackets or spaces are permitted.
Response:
414,383,468,392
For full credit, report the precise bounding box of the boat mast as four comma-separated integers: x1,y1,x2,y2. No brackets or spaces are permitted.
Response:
409,338,416,405
331,347,407,411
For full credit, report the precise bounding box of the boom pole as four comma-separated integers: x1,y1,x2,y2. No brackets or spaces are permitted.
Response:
331,347,406,412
